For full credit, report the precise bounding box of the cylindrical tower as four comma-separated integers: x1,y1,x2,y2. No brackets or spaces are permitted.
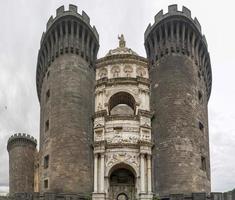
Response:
36,5,99,194
144,5,212,196
7,133,37,196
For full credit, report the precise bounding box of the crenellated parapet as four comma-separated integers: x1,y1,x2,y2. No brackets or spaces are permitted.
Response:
144,4,212,100
36,4,99,101
7,133,37,151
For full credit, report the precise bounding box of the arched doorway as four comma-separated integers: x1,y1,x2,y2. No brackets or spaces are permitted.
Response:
109,168,136,200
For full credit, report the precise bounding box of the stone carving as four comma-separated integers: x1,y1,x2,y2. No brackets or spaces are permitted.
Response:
141,129,151,141
94,117,104,128
111,66,120,78
106,152,139,167
136,67,146,77
106,133,139,144
122,127,139,132
118,34,126,48
140,117,151,127
97,103,102,111
95,130,103,141
124,65,133,77
98,68,108,79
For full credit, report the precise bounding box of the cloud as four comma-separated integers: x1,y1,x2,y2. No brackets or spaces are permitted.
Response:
209,109,235,192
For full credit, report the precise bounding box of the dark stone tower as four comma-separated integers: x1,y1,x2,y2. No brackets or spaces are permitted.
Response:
36,5,99,194
144,5,212,196
7,133,37,196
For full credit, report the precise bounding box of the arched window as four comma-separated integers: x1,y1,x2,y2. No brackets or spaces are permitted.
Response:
108,92,136,116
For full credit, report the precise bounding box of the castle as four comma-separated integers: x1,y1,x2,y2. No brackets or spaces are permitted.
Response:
6,4,224,200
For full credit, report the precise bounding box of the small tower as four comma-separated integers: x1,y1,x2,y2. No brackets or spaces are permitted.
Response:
36,5,99,194
144,5,212,195
92,36,153,200
7,133,37,196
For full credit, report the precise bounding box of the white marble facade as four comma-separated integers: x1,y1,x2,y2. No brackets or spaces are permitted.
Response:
92,36,153,200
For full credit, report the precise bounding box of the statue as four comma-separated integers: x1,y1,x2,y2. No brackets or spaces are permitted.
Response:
118,34,126,48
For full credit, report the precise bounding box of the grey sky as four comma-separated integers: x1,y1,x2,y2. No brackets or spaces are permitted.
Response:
0,0,235,194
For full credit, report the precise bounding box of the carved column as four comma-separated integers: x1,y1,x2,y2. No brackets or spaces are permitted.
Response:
147,155,152,193
94,154,98,193
100,154,105,192
140,153,145,193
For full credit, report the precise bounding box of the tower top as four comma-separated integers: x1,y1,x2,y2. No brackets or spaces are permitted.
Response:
7,133,37,151
36,4,99,102
144,4,212,100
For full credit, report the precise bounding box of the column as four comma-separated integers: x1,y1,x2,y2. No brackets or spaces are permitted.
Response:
140,153,145,193
147,155,152,193
94,154,98,193
100,154,105,192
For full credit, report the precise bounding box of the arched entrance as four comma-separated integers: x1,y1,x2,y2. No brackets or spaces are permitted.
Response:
109,168,136,200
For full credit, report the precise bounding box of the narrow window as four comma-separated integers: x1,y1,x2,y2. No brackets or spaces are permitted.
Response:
44,179,48,189
201,156,206,171
198,91,202,103
45,120,49,132
44,155,49,169
46,89,50,102
199,121,204,131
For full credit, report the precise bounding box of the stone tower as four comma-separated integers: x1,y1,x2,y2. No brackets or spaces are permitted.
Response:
36,5,99,194
7,133,37,196
144,5,212,196
92,36,153,200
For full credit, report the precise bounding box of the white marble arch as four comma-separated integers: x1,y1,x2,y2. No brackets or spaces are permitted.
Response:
105,161,139,178
105,89,141,114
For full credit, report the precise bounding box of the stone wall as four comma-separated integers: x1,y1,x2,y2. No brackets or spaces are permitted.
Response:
7,134,37,196
145,5,212,195
37,5,99,194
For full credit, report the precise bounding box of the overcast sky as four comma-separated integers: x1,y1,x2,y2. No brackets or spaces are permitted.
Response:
0,0,235,195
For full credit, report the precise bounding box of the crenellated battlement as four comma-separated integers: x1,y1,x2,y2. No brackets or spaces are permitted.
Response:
145,5,203,41
7,133,37,151
41,4,99,44
36,4,100,102
144,4,212,100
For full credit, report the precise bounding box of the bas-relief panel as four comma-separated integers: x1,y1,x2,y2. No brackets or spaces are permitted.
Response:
94,117,105,128
106,132,139,144
105,152,140,175
96,64,148,80
140,129,151,142
140,117,151,127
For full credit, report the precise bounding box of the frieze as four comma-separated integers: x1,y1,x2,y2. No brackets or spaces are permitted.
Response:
105,126,139,133
106,133,139,144
106,152,139,168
